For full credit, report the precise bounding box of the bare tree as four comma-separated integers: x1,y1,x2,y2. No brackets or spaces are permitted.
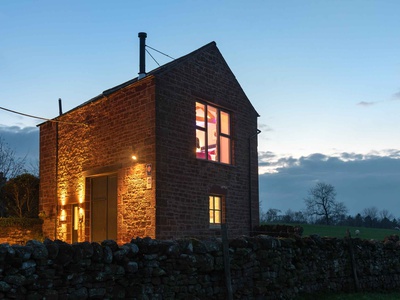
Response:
0,173,6,217
262,208,281,223
0,138,26,180
362,206,379,220
0,138,27,216
2,173,39,218
283,209,307,223
379,209,393,221
304,182,347,225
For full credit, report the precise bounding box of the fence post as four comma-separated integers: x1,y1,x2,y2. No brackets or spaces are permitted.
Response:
221,223,233,300
346,230,360,292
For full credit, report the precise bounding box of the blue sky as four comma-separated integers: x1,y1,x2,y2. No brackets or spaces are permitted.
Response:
1,1,400,217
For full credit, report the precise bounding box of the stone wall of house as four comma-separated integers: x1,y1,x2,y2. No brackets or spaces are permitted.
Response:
39,76,157,244
1,235,400,299
154,42,260,239
39,42,259,243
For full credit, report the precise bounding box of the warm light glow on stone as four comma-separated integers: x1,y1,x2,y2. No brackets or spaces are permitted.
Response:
60,193,66,206
60,209,67,222
78,181,84,203
79,207,84,219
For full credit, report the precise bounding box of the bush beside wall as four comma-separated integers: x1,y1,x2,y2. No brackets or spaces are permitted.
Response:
0,235,400,299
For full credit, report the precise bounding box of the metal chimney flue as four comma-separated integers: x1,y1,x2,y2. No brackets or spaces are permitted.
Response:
138,32,147,79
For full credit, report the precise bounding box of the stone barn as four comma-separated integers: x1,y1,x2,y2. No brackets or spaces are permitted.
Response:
39,33,260,243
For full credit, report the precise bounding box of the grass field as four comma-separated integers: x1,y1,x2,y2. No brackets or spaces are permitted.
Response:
277,223,400,299
296,292,400,300
292,223,399,241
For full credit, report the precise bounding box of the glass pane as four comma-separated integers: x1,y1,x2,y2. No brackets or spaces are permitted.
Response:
220,111,230,135
220,136,230,164
208,106,218,161
209,210,214,223
196,102,205,128
215,210,221,224
214,196,221,209
196,129,206,159
209,196,214,209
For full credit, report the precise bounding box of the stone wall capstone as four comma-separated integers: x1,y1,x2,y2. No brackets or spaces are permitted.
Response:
1,235,400,299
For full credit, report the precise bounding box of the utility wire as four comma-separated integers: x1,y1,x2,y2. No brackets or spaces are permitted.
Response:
145,48,160,67
0,106,88,126
146,45,175,60
2,47,178,127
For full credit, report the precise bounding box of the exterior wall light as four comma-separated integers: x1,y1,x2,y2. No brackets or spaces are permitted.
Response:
74,206,85,230
131,146,138,161
60,208,67,222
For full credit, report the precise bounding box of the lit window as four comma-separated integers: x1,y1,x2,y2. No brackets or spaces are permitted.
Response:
209,195,222,224
196,102,231,164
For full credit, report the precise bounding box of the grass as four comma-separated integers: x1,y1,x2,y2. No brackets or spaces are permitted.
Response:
273,223,400,299
295,223,399,241
297,292,400,299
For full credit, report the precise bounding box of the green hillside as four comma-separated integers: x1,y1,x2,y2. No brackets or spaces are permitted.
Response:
297,223,399,240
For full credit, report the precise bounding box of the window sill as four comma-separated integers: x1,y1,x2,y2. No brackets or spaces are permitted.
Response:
196,158,235,168
209,223,221,229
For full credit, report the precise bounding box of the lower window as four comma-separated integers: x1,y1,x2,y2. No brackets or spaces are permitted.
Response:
209,195,222,224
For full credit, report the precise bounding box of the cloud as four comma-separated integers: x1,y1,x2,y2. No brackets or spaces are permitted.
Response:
258,123,273,132
0,125,39,165
357,89,400,107
259,151,400,218
357,101,377,107
392,91,400,100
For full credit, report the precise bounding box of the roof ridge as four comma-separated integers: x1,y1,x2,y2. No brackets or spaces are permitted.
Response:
102,41,217,96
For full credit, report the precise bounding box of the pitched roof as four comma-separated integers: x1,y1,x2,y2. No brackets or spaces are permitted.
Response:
63,42,218,115
40,40,258,124
103,41,217,96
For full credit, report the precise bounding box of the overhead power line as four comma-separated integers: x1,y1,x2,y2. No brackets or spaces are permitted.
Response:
0,106,87,126
145,48,160,66
146,45,175,60
145,45,175,67
1,47,173,127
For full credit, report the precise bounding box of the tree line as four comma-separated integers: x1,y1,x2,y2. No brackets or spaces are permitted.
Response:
261,182,400,230
0,138,39,218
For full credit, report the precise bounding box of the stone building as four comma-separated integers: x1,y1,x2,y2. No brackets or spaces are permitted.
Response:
39,33,260,244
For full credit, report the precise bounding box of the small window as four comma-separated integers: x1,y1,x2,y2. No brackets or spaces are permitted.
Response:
196,102,231,164
209,195,222,224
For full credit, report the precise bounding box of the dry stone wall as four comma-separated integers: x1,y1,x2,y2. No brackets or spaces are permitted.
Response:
0,222,42,245
0,235,400,299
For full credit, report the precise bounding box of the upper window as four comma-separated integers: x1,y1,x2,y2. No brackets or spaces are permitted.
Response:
196,102,231,164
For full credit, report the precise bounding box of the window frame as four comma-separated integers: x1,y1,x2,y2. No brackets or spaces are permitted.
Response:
209,195,223,226
195,101,232,164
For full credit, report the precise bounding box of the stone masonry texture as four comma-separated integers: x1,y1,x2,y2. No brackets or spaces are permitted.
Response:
39,42,259,243
1,235,400,299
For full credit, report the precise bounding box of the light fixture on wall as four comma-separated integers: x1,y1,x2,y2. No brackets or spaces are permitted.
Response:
60,208,67,222
74,206,85,230
131,146,138,161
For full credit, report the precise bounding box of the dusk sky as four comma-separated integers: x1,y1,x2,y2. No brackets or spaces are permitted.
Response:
1,1,400,217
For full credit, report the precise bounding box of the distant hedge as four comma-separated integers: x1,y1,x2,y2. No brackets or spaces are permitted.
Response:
253,224,304,237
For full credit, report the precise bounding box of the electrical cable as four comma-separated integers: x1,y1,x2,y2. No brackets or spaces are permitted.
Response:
0,106,88,126
2,45,194,128
145,48,160,67
145,45,175,60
